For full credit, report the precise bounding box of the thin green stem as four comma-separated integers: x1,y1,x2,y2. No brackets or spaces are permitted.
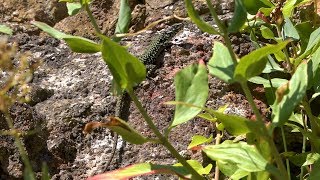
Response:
205,0,238,65
300,113,307,180
276,25,292,72
4,111,35,180
84,3,102,34
241,82,288,179
127,89,205,180
280,127,291,179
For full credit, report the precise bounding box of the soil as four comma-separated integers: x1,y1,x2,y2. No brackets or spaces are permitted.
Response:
0,0,266,179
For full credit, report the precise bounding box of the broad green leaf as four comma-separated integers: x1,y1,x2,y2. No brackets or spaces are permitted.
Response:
299,27,320,63
217,160,249,180
210,111,255,135
113,0,131,42
249,76,288,88
289,152,309,166
243,0,273,14
260,25,275,40
234,41,290,82
171,63,209,127
63,37,101,53
66,2,82,16
174,160,212,175
228,0,247,33
197,112,216,121
263,55,284,73
100,35,146,90
87,163,191,180
84,117,148,144
283,0,297,17
282,18,300,40
188,135,213,149
184,0,219,34
208,42,235,83
303,153,320,166
0,24,13,35
272,61,309,127
32,21,100,53
203,141,280,177
295,22,315,53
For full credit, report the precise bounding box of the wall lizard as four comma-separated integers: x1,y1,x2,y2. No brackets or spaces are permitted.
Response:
104,23,183,171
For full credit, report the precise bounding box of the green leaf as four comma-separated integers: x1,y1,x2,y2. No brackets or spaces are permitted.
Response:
289,152,309,166
80,0,91,5
210,110,256,135
309,159,320,180
188,135,213,149
234,41,290,82
282,17,300,40
66,2,82,16
0,24,13,35
87,163,191,180
63,37,101,53
249,76,288,88
283,0,297,18
32,21,100,53
260,25,275,40
304,27,320,57
208,42,235,83
184,0,219,34
171,63,209,127
197,112,216,121
113,0,131,42
84,118,148,145
243,0,273,14
303,153,320,166
100,34,146,90
263,56,284,73
218,160,249,179
228,0,247,33
272,61,309,127
203,141,280,177
295,22,315,54
174,160,213,175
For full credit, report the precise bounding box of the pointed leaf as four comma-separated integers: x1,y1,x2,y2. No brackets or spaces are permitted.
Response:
249,76,288,88
184,0,219,34
88,163,191,180
228,0,247,33
32,21,100,53
272,61,309,127
260,25,275,40
282,17,300,40
83,117,148,144
208,42,235,83
113,0,131,42
210,110,256,135
203,141,279,175
171,63,209,127
283,0,297,17
188,135,213,149
66,2,82,16
234,41,290,82
174,160,212,175
100,35,146,90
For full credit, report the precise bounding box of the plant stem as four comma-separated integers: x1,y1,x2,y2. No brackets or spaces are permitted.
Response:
214,123,222,180
84,3,102,34
281,127,291,179
205,0,238,65
241,82,288,179
127,89,205,180
4,111,35,180
300,113,307,180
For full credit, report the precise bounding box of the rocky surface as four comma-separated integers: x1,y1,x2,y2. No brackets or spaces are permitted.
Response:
0,0,262,179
